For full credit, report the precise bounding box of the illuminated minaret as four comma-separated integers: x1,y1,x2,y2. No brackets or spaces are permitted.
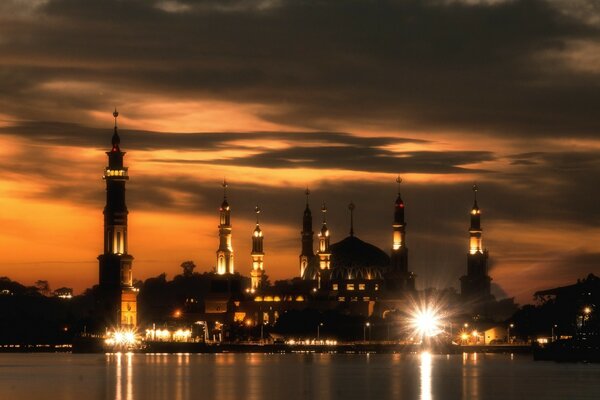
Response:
460,184,491,300
250,205,264,290
469,185,483,255
316,202,331,288
299,188,314,278
216,179,234,275
385,176,415,293
98,109,137,327
390,176,408,274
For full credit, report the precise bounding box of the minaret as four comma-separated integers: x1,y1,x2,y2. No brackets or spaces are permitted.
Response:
390,176,408,274
216,179,234,275
250,205,264,290
299,188,314,278
469,185,483,255
460,184,491,300
316,202,331,288
98,109,137,327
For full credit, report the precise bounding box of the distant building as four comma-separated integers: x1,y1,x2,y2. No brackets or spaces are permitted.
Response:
97,109,137,328
53,287,73,299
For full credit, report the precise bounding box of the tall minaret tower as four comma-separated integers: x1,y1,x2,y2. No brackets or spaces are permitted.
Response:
250,205,265,290
460,184,491,300
385,175,415,293
216,180,234,275
299,188,314,278
469,185,483,255
98,109,137,327
316,203,331,288
390,176,408,274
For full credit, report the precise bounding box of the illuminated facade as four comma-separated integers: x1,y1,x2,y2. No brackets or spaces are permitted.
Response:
98,109,137,327
216,180,234,275
460,185,492,300
316,203,332,288
250,206,265,290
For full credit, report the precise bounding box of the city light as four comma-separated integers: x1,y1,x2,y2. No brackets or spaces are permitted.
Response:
409,305,443,339
583,306,592,315
104,327,140,348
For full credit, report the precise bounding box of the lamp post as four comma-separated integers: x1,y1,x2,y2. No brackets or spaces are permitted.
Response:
364,322,371,342
507,323,514,344
583,306,592,329
317,322,323,341
551,324,557,342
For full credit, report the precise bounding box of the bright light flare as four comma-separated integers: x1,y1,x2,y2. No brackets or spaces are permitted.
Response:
105,327,140,348
410,307,443,338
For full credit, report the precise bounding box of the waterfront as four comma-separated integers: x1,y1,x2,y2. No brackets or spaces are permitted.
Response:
1,353,599,400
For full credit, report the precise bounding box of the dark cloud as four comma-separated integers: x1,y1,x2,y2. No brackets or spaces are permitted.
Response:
0,0,599,135
0,121,424,150
0,121,492,175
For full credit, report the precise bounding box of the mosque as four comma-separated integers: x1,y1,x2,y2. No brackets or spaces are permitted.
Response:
95,111,493,333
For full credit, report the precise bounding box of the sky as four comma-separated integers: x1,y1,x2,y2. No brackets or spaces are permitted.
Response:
0,0,599,304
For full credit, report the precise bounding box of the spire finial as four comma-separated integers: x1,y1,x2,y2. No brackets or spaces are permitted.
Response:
305,187,310,205
472,183,478,204
255,204,261,224
111,108,121,151
113,107,119,129
321,202,327,223
348,201,355,237
222,178,228,198
396,175,402,194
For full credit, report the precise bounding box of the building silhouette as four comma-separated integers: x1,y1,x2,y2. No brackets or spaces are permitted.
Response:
97,109,137,327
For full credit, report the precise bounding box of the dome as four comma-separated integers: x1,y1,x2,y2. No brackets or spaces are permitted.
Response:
330,236,390,280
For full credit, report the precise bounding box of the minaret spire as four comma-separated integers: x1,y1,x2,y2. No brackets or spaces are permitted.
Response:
461,184,491,300
111,108,121,152
250,204,265,290
216,180,234,274
348,201,355,237
316,202,331,288
387,175,414,292
300,188,315,279
470,183,481,234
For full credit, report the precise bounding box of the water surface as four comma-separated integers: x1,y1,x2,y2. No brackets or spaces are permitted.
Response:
0,352,598,400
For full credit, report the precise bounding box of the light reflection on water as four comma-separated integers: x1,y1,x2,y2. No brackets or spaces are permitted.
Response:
1,352,600,400
420,352,432,400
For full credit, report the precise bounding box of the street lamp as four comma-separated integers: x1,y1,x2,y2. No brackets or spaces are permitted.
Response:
364,322,371,342
507,323,514,343
551,324,558,342
317,322,323,341
582,307,592,329
472,330,479,344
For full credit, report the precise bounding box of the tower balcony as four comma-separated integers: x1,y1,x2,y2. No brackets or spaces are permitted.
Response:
103,168,129,179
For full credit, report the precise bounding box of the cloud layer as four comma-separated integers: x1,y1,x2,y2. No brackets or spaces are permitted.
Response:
0,0,599,302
